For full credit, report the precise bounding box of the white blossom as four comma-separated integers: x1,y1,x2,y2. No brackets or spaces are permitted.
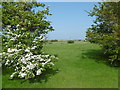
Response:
22,67,26,71
31,56,35,58
16,35,20,37
21,28,24,30
25,54,30,57
46,59,51,63
31,46,37,49
7,48,19,53
0,53,2,56
50,56,56,58
38,36,42,39
10,72,17,79
36,68,42,75
7,25,11,28
16,28,19,31
10,38,16,41
19,42,21,44
7,48,13,53
25,49,30,52
17,45,21,47
42,62,45,67
21,57,27,64
16,24,19,27
16,67,19,70
33,40,35,42
26,63,36,69
45,55,49,58
29,52,33,55
19,72,27,78
50,62,54,66
5,60,9,65
10,74,14,79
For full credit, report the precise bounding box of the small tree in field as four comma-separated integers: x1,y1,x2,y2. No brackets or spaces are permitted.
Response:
1,2,58,79
67,40,74,44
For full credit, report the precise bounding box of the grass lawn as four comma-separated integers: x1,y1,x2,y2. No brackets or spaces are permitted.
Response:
2,41,118,88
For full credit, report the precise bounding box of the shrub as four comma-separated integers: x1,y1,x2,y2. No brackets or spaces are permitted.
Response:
51,40,58,42
67,40,74,44
78,39,81,41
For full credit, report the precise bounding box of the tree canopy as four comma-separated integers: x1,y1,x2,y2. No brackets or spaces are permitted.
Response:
86,2,120,66
1,2,58,79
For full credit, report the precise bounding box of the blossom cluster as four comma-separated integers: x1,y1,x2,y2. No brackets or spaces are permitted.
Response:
2,47,58,79
1,25,58,79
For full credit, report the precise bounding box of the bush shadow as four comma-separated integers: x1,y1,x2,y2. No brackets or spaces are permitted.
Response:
2,65,14,76
28,68,59,83
2,65,59,83
82,49,113,67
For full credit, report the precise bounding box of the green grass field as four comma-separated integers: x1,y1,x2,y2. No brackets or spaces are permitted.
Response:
2,41,118,88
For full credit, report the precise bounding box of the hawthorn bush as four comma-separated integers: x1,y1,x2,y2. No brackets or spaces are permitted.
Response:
1,2,58,79
86,2,120,66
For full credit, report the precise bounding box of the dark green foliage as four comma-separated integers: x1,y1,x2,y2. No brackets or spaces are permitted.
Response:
78,39,82,41
51,40,58,42
86,2,120,66
67,40,74,44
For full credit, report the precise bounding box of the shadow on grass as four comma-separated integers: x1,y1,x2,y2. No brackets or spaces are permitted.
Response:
82,49,113,67
2,65,14,76
28,68,59,83
2,65,59,83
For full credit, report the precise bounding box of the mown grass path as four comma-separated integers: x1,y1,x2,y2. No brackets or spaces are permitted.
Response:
2,41,118,88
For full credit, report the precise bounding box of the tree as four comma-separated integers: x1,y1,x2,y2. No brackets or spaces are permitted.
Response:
1,2,58,79
86,2,120,66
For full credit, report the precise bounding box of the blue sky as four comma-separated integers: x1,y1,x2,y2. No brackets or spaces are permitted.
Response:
36,2,98,40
